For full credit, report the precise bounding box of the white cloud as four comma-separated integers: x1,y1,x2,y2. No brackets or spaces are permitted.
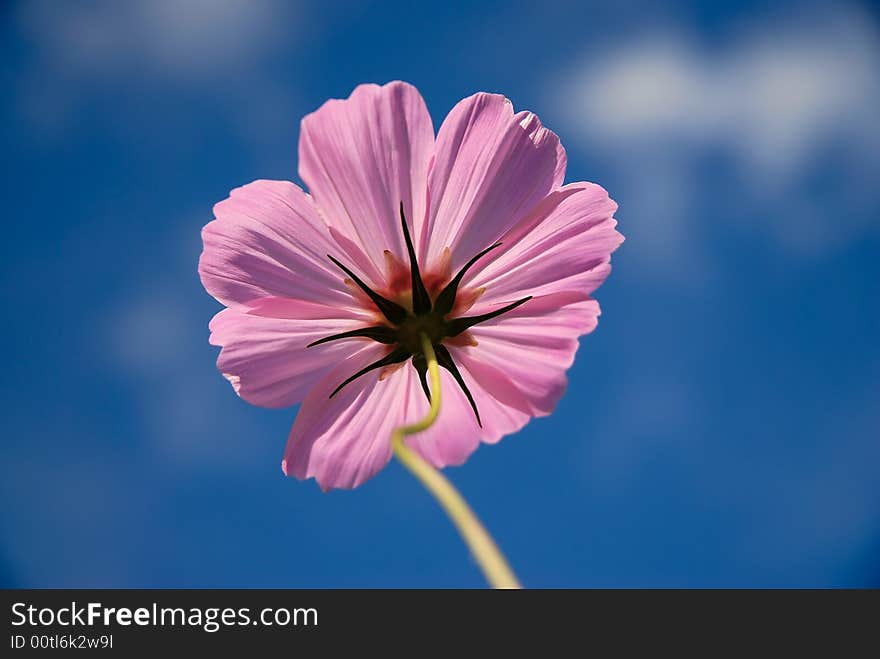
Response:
18,0,295,80
100,218,272,470
105,287,269,468
553,6,880,265
15,0,303,155
565,11,880,181
110,289,191,377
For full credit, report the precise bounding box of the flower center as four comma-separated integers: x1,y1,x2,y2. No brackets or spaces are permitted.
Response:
308,202,531,426
395,311,448,355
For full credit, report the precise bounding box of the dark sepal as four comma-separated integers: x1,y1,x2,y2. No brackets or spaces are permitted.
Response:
433,242,502,317
307,325,398,348
434,344,482,427
399,202,431,315
411,354,432,404
329,346,411,399
444,296,532,337
327,254,409,325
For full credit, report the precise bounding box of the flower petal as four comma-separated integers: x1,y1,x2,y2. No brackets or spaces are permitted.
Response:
298,81,434,278
282,344,406,490
455,292,602,417
283,344,532,489
199,179,355,309
402,362,531,468
467,183,623,304
209,297,375,409
424,93,565,269
446,184,620,417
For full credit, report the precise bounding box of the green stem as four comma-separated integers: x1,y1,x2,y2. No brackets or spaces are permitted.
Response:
390,334,522,589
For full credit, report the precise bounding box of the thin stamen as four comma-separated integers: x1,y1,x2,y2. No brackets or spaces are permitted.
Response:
329,347,411,398
433,242,502,317
444,296,532,337
308,325,398,348
399,202,431,315
412,354,432,403
435,344,482,426
327,254,409,325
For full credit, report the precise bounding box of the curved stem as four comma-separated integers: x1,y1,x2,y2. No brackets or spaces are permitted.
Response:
391,334,522,589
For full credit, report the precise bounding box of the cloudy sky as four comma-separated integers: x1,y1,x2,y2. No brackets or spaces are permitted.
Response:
1,0,878,586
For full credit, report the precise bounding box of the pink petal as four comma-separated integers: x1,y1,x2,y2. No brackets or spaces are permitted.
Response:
199,180,355,309
298,81,434,279
424,93,566,269
282,344,407,490
283,344,532,489
209,297,375,409
467,183,623,304
455,292,602,418
402,362,531,468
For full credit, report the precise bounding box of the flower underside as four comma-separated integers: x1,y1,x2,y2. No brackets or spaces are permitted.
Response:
308,203,531,427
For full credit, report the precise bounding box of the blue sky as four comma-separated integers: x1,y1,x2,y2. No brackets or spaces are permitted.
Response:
1,0,878,587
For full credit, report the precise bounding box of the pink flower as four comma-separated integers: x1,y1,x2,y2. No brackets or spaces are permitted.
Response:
199,81,623,491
